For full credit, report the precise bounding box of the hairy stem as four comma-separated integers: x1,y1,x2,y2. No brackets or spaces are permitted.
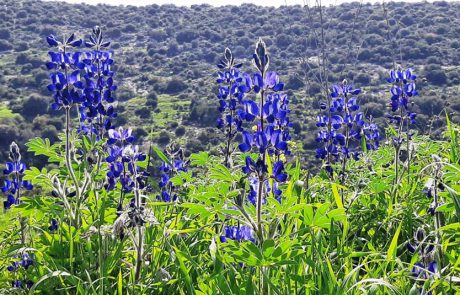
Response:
133,159,144,283
65,107,81,227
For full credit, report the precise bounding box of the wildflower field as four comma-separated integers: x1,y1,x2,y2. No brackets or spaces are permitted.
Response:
1,3,460,295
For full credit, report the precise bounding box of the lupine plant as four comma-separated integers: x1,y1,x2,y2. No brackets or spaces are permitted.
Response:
156,144,188,203
238,39,290,240
1,22,460,295
2,142,33,245
316,80,381,179
386,69,418,184
216,48,246,167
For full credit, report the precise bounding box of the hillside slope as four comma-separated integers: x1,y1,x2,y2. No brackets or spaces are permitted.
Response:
0,0,459,164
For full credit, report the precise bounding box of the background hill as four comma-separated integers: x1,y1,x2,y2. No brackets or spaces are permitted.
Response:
1,0,459,166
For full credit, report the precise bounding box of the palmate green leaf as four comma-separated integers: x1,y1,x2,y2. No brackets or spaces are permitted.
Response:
190,151,209,166
209,164,234,182
314,208,346,229
181,203,212,217
26,137,61,162
23,167,56,191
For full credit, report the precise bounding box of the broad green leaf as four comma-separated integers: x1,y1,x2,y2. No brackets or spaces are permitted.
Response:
117,269,123,295
190,151,210,166
152,145,171,165
331,183,344,209
387,221,402,262
262,239,275,258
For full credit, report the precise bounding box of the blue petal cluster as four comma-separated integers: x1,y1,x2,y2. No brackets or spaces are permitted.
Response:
46,27,117,139
79,26,117,137
316,81,380,174
7,252,35,290
105,127,147,193
2,142,33,209
236,39,290,204
386,69,418,139
156,147,187,202
216,48,246,130
219,225,255,243
46,33,84,109
246,176,283,205
48,218,58,232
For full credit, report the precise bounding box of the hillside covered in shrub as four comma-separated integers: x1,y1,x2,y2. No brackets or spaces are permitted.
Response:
1,0,460,165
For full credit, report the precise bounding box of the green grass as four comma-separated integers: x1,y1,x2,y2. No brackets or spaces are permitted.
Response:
0,104,18,119
152,94,190,128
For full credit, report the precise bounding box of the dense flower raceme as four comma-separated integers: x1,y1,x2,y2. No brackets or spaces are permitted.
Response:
156,146,188,202
216,48,246,132
235,40,291,205
386,69,418,141
46,27,117,139
316,81,381,174
105,127,147,194
2,142,33,209
46,33,84,109
79,26,117,137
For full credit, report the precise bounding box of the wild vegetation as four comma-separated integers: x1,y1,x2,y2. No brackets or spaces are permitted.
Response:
1,0,460,294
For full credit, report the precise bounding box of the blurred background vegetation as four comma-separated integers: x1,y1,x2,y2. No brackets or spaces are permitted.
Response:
0,0,459,167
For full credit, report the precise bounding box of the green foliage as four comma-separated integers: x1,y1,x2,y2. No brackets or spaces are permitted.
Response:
1,127,460,295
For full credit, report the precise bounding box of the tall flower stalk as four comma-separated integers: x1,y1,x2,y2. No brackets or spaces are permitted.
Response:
238,39,289,241
106,128,149,282
216,48,246,167
46,33,84,227
79,26,117,140
316,80,380,195
232,39,290,294
2,142,33,244
386,69,417,187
